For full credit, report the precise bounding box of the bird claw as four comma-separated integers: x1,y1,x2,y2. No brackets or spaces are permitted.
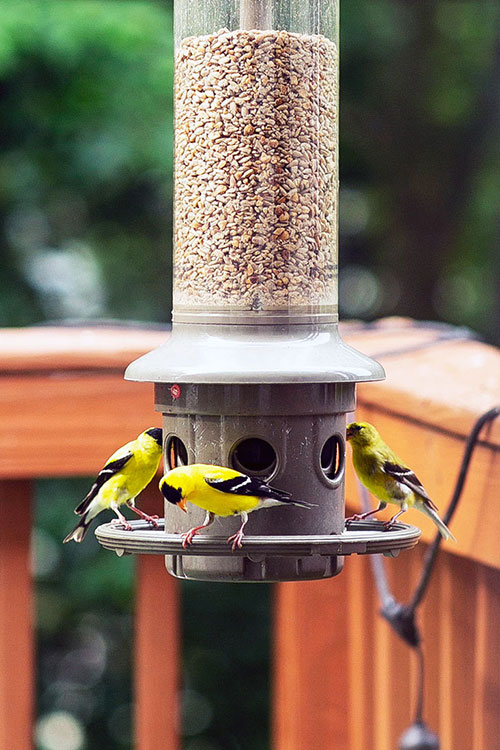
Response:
344,514,363,524
383,521,395,531
227,532,244,551
111,519,132,531
144,514,160,528
181,529,197,548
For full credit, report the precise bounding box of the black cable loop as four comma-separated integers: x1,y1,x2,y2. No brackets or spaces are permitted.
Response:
408,405,500,613
356,403,500,732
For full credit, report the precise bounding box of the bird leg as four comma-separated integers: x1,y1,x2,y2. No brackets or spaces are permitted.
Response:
181,511,215,548
345,502,387,525
383,504,408,530
110,502,132,531
126,501,160,528
227,512,249,551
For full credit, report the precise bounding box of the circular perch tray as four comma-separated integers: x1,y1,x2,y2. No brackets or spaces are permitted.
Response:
95,519,421,558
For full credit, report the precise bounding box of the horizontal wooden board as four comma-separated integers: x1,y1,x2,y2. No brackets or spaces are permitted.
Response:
0,374,158,478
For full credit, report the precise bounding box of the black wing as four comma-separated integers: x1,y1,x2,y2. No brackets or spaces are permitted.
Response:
383,461,438,510
74,453,133,515
204,474,292,501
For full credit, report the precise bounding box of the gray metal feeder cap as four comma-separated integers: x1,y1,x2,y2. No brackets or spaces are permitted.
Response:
124,322,385,384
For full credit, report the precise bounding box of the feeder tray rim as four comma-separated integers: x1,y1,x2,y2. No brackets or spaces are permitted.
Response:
95,519,421,557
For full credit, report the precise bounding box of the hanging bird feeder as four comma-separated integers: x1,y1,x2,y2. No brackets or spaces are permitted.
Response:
95,0,421,580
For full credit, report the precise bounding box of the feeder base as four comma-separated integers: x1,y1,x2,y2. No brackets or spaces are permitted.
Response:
95,519,421,583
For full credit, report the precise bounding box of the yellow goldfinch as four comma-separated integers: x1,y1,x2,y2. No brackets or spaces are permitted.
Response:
159,464,313,550
346,422,456,541
63,427,163,543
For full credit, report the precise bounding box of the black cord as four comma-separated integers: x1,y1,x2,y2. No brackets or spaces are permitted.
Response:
415,644,425,723
408,405,500,612
358,404,500,727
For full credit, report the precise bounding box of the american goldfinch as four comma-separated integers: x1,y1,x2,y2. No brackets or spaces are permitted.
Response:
63,427,163,543
346,422,456,541
159,464,313,550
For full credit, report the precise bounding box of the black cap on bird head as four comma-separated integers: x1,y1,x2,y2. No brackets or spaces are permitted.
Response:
160,480,187,512
145,427,163,447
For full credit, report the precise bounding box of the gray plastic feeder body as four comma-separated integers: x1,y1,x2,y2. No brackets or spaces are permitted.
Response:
157,380,353,581
123,322,385,582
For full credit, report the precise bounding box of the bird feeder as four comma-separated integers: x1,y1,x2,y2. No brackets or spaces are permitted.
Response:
96,0,421,580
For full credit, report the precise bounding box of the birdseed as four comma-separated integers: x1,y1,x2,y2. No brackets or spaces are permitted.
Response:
174,28,338,313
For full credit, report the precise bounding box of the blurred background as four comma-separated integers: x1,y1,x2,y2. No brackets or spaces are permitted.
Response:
1,1,498,748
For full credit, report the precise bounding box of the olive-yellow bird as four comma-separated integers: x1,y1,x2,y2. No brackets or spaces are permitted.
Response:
346,421,455,541
159,463,313,550
63,427,163,543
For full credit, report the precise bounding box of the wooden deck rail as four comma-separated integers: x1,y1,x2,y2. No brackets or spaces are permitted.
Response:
275,319,500,750
0,325,177,750
1,319,499,749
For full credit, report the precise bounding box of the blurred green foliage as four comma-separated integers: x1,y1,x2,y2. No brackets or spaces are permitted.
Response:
2,1,498,748
0,0,173,326
36,479,135,749
1,1,499,336
36,479,270,750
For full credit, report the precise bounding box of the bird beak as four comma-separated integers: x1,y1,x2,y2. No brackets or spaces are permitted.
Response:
346,426,353,440
178,498,188,513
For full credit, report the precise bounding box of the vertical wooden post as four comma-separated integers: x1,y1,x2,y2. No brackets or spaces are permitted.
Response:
273,572,350,750
473,564,500,749
134,485,180,750
0,480,33,750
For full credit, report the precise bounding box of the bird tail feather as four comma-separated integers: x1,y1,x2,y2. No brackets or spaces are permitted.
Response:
290,499,316,509
74,490,96,515
63,515,93,543
421,504,456,542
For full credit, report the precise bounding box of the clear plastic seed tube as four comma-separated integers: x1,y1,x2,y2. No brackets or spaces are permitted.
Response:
173,0,339,323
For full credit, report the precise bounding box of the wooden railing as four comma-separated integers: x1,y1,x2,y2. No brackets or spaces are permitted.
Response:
0,326,178,750
1,320,499,749
275,320,500,749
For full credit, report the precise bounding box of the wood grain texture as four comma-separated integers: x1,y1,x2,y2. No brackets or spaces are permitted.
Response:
275,546,500,750
346,318,500,443
273,574,350,750
135,555,180,750
472,564,500,750
2,321,500,750
345,405,500,569
0,326,167,372
347,556,376,750
0,481,33,750
0,375,158,478
134,480,181,750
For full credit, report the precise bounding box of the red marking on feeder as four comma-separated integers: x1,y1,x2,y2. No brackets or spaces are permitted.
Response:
170,384,181,400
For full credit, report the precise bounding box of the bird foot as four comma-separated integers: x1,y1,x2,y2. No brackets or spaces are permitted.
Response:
181,528,199,548
383,520,396,531
344,514,364,524
143,514,160,528
111,519,132,531
227,531,244,551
